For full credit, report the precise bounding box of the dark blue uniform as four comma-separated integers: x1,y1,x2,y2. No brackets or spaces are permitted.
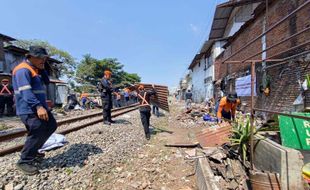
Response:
138,88,156,139
100,78,113,123
12,61,57,163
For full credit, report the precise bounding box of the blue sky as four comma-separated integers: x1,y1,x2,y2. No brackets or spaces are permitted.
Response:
0,0,225,88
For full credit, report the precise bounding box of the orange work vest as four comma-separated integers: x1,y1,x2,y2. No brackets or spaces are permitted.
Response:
13,62,39,77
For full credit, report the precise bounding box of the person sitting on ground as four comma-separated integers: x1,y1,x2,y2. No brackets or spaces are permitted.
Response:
217,91,241,122
137,84,156,140
66,93,79,110
80,91,89,109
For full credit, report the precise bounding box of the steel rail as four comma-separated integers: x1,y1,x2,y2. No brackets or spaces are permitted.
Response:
0,105,139,156
0,104,139,143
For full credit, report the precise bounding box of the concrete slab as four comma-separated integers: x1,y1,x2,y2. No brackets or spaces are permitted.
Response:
254,135,304,190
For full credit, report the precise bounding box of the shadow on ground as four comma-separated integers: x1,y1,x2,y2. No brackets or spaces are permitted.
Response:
41,143,103,168
150,126,173,135
114,119,132,125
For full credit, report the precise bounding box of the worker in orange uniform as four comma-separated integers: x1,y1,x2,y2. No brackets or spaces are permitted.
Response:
0,78,14,117
80,91,89,109
217,92,240,122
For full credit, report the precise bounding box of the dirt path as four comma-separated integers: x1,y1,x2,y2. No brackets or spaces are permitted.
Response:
94,101,204,190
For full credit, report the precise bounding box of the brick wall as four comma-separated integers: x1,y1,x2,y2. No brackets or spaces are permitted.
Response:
214,0,310,115
257,59,310,112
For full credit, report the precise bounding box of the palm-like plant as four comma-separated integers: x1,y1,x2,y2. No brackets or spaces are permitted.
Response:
306,74,310,89
230,116,258,163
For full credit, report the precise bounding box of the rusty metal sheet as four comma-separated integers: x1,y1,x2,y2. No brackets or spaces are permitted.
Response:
140,83,170,112
196,123,232,148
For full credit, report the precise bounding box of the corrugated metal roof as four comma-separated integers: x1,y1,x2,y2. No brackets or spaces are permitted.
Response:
188,53,203,70
188,40,214,70
4,45,28,54
209,0,264,40
209,5,234,40
0,33,16,42
200,40,215,54
4,45,63,64
218,0,265,8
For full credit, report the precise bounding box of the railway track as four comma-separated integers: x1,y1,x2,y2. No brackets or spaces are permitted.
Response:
0,103,140,156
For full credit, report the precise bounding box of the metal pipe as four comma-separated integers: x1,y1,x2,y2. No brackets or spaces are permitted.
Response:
222,0,310,63
264,50,310,70
254,108,310,120
266,0,269,29
268,39,310,60
241,26,310,63
250,61,255,170
226,59,281,64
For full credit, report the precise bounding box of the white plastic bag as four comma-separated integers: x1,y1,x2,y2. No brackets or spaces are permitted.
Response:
302,79,308,91
293,94,304,105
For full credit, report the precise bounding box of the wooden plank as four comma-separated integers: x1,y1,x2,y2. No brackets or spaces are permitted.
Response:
165,142,199,148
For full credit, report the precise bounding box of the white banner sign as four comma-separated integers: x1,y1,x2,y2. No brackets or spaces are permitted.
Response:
235,75,256,96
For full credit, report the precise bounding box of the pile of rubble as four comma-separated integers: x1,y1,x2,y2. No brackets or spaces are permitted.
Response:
176,103,216,128
199,147,249,190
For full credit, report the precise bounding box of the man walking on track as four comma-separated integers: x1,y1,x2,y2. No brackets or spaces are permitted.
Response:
99,70,114,125
137,84,156,140
12,46,57,175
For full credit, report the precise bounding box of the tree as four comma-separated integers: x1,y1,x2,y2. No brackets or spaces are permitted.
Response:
76,54,141,89
13,39,76,79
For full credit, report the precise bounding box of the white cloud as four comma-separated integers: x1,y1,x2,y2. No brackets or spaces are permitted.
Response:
190,24,199,33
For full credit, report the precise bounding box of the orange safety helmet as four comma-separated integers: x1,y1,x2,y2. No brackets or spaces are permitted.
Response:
138,84,144,90
104,70,112,76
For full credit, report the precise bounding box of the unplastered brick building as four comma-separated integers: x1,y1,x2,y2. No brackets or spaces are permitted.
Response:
214,0,310,114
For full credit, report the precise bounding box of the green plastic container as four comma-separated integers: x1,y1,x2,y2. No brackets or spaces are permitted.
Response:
279,113,310,150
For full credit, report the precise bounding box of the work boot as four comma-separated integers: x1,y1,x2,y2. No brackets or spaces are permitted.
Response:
34,152,45,163
145,133,151,140
103,121,111,126
36,152,45,158
16,162,39,175
109,120,116,124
